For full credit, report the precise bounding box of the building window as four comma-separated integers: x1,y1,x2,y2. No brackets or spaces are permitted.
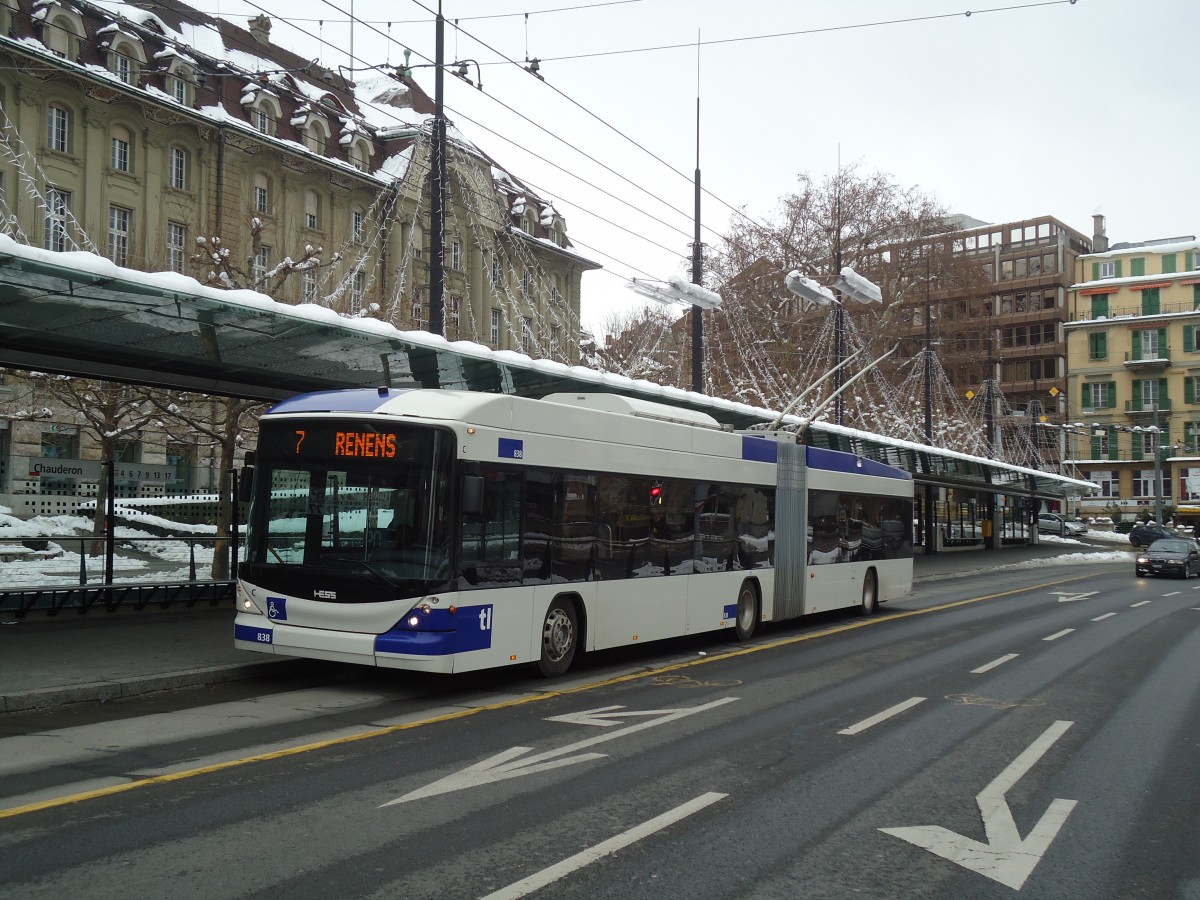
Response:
1141,288,1160,316
412,301,425,329
252,107,271,135
170,70,190,105
167,221,187,273
253,173,270,214
111,127,131,172
1088,470,1117,497
1162,253,1177,275
107,205,130,266
450,240,462,271
490,308,501,345
1130,257,1146,277
304,190,319,230
520,316,533,353
447,296,461,335
302,269,317,302
351,271,366,308
1134,470,1161,499
168,146,187,190
1087,381,1113,410
491,256,502,287
44,187,70,251
1100,261,1116,279
109,51,136,84
351,207,364,242
1137,329,1160,360
252,246,270,284
522,268,533,299
1088,332,1107,360
47,104,69,153
302,123,326,154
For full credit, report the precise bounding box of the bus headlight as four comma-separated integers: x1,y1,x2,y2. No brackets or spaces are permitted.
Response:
407,614,420,627
237,585,263,615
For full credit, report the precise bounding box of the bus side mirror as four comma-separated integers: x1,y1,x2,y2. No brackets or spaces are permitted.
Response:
237,450,256,503
462,475,483,516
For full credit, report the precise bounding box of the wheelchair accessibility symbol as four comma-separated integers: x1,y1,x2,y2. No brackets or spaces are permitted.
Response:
267,597,287,621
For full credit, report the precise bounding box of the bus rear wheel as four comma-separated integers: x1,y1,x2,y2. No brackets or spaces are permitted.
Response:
538,598,578,677
734,581,758,641
860,570,879,616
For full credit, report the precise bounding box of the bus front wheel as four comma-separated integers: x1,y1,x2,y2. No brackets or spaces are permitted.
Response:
734,581,759,641
860,570,879,616
538,598,578,677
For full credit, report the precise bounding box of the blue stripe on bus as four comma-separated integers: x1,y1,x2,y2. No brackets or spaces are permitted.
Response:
806,445,912,481
375,604,494,657
235,623,273,644
741,435,779,463
722,603,737,622
267,388,415,415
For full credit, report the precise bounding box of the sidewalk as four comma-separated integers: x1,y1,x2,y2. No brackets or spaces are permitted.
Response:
0,541,1128,714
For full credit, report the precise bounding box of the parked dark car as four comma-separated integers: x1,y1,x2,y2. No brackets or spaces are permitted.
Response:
1128,522,1175,548
1134,538,1200,578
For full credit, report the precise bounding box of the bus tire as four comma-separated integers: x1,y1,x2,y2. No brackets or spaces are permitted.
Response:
733,580,759,641
860,569,879,616
538,598,578,677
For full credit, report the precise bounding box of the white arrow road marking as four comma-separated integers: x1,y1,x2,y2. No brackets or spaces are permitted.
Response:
544,705,702,727
1049,591,1097,603
479,792,728,900
381,697,739,806
880,720,1076,891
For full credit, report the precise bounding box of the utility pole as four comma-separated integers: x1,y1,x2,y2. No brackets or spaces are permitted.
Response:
428,1,446,337
690,95,703,394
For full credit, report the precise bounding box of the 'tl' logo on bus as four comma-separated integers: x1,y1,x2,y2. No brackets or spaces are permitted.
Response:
478,607,493,631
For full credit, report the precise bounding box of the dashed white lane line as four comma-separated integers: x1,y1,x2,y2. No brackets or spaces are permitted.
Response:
1091,613,1118,622
480,792,727,900
971,653,1019,674
1163,592,1181,597
838,697,926,736
1131,601,1152,608
1043,628,1075,642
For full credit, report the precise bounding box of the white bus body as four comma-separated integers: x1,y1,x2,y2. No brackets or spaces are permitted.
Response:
234,389,914,675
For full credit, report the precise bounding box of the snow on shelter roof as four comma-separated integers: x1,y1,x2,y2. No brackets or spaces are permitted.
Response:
0,236,1088,500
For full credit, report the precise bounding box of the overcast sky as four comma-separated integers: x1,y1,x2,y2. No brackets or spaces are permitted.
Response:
202,0,1199,335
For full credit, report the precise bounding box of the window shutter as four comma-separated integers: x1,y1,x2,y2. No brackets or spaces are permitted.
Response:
1187,377,1195,405
1106,381,1117,409
1131,257,1145,277
1098,332,1107,358
1109,427,1120,460
1186,325,1195,353
1187,251,1195,270
1131,333,1141,362
1158,328,1167,356
1159,377,1169,407
1163,254,1177,274
1091,433,1102,458
1115,260,1123,278
1092,262,1100,281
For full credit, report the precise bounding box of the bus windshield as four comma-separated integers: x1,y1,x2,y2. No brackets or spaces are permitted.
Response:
246,420,453,585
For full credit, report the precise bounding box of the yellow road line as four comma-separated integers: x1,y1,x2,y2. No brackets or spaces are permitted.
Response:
0,571,1099,820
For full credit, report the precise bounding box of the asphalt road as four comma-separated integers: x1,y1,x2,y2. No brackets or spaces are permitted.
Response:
2,558,1199,899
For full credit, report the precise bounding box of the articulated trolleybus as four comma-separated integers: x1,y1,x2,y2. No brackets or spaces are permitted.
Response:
235,388,914,676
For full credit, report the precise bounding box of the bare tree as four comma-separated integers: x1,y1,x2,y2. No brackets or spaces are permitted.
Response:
22,375,169,546
146,394,265,580
703,163,994,446
191,217,341,299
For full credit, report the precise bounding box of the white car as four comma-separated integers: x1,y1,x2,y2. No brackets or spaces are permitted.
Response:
1038,512,1087,536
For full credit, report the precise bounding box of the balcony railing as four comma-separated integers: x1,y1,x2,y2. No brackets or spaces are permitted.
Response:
1124,348,1171,368
1073,300,1200,322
